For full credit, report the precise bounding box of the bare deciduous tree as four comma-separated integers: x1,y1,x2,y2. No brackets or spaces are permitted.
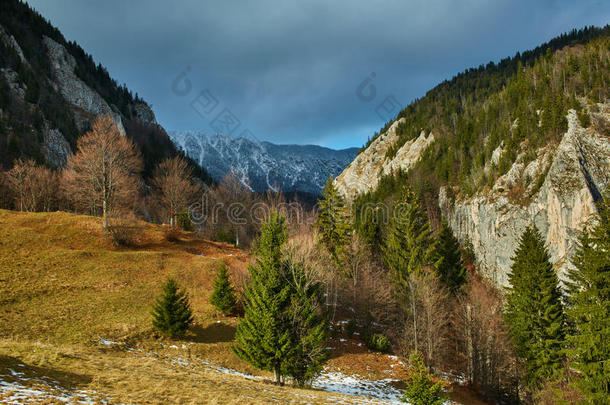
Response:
341,235,397,326
5,159,59,212
398,269,451,370
455,273,518,402
205,172,255,247
62,115,142,228
152,156,200,227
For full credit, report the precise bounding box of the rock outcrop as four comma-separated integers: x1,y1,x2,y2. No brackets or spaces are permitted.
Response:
334,118,435,200
43,36,125,135
439,108,610,286
42,128,72,168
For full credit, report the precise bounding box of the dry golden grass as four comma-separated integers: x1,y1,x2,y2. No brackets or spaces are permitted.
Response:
0,339,383,404
0,209,247,344
0,209,485,404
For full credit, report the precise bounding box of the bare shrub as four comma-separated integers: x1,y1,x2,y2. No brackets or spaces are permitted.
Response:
5,159,60,212
106,220,139,247
162,225,182,242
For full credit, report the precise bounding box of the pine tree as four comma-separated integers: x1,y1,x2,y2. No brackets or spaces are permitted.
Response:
504,225,566,389
436,219,467,293
382,186,439,353
402,351,449,405
316,175,351,266
382,186,439,284
566,197,610,403
283,253,330,387
151,278,194,338
232,211,294,385
210,261,237,315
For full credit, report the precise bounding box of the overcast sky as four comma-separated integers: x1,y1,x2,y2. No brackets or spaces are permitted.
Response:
26,0,610,149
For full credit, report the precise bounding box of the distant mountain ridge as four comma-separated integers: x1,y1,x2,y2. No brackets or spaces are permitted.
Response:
170,131,358,194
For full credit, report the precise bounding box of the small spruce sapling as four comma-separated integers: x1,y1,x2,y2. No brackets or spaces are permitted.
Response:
210,262,237,315
402,351,449,405
151,278,194,338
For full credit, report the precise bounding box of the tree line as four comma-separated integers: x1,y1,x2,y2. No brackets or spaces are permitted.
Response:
315,176,609,403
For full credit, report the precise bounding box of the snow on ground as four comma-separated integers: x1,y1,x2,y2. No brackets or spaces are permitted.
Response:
313,370,403,404
3,339,406,404
0,366,107,404
197,357,404,404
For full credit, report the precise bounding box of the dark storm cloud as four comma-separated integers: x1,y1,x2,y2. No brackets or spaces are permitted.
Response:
25,0,610,148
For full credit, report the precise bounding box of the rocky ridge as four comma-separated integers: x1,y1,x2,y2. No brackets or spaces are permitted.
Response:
170,130,359,194
335,106,609,286
440,108,610,285
334,118,435,201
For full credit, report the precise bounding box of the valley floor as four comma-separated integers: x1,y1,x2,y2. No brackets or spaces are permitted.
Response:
0,339,406,404
0,210,484,404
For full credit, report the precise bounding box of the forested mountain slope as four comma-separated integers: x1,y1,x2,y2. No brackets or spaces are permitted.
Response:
0,0,210,181
336,26,610,285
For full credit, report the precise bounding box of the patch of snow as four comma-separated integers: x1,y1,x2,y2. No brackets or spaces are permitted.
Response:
97,337,120,346
0,375,107,404
312,370,404,404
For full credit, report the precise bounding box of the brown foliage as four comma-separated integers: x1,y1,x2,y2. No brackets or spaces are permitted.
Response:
397,270,452,369
62,115,142,228
152,156,200,227
162,224,182,242
4,159,59,212
106,220,139,247
454,272,518,402
340,235,397,328
0,171,11,209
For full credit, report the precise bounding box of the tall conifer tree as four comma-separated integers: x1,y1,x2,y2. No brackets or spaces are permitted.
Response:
316,175,351,266
436,220,467,293
283,253,329,386
233,211,293,384
382,186,439,284
382,186,439,353
566,197,610,403
504,226,565,389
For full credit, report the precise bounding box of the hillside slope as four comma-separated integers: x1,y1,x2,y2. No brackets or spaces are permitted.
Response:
0,0,210,180
0,210,486,404
337,27,610,285
171,130,358,194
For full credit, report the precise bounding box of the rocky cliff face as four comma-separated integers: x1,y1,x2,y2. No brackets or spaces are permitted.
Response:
334,118,435,201
440,108,610,285
43,36,126,136
336,106,609,286
0,15,173,171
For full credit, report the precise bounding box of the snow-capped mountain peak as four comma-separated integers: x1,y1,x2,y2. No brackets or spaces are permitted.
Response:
169,131,358,194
